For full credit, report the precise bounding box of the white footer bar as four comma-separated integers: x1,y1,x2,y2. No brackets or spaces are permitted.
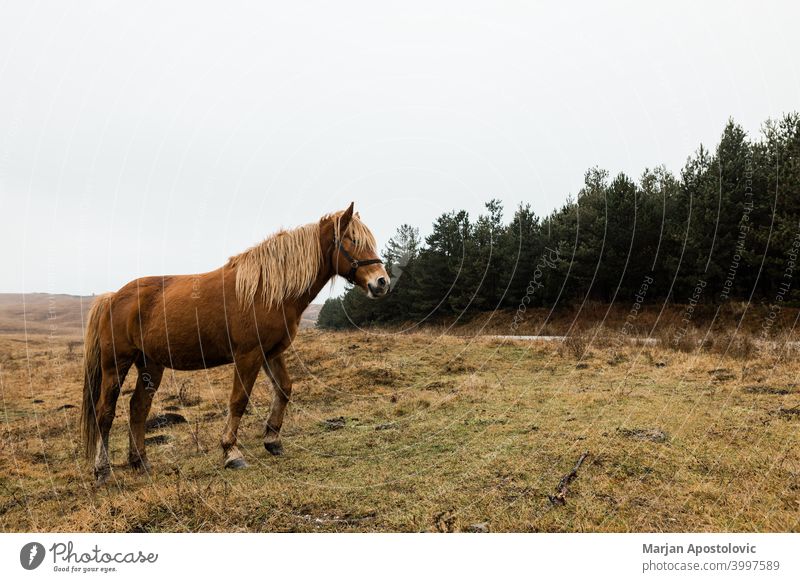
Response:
1,533,797,581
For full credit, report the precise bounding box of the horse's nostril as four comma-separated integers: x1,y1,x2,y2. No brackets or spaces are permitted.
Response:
377,277,387,288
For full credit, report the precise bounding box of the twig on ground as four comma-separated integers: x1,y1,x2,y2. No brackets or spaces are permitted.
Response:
548,450,589,506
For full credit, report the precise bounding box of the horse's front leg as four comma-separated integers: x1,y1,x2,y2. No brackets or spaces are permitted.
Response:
220,351,262,469
263,353,293,456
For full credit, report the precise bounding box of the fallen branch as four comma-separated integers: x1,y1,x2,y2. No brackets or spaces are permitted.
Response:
548,450,589,506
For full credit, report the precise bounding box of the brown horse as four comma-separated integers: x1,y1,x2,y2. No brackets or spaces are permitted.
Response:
81,203,389,484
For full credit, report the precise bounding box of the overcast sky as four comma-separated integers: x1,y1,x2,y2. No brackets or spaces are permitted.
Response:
1,1,798,301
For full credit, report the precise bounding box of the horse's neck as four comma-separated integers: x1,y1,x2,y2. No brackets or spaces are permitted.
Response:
290,257,335,315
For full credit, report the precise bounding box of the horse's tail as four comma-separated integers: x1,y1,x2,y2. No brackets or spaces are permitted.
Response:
81,293,114,461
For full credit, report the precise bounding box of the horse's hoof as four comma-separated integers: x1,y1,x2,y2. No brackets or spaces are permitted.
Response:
264,441,284,456
224,457,248,470
94,467,111,486
129,458,151,474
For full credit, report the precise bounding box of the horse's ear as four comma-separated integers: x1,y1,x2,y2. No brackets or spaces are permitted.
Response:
339,202,355,234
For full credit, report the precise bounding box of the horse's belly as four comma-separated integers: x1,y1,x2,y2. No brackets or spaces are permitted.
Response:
167,353,233,371
137,334,231,370
132,309,234,370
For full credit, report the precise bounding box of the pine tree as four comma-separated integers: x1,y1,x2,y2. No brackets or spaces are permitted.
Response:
316,114,800,328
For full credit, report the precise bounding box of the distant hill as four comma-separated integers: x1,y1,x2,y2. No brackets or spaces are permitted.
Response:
0,293,89,336
0,294,322,336
301,303,322,329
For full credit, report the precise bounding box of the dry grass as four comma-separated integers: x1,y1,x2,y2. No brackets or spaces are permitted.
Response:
1,328,799,532
424,301,800,341
558,332,588,360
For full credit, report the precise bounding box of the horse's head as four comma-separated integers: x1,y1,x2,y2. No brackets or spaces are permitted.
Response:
328,203,390,299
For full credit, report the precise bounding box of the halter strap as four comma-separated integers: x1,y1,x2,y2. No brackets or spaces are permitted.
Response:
334,238,383,284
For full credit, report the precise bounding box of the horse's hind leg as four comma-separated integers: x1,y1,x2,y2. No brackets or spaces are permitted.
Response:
128,360,164,473
220,351,262,469
263,353,292,456
94,356,134,485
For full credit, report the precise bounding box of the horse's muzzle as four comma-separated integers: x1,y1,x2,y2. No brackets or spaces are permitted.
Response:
367,277,390,298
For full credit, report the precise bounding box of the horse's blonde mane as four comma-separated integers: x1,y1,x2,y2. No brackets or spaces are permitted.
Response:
229,209,377,307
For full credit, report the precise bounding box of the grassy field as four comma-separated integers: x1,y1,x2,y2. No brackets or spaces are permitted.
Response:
1,322,799,533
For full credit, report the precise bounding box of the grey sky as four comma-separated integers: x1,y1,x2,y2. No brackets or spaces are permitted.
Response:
1,1,798,301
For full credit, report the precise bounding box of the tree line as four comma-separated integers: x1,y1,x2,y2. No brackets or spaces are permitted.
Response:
318,114,800,330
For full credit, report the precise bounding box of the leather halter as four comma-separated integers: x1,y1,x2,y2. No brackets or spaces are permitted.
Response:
334,238,383,284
